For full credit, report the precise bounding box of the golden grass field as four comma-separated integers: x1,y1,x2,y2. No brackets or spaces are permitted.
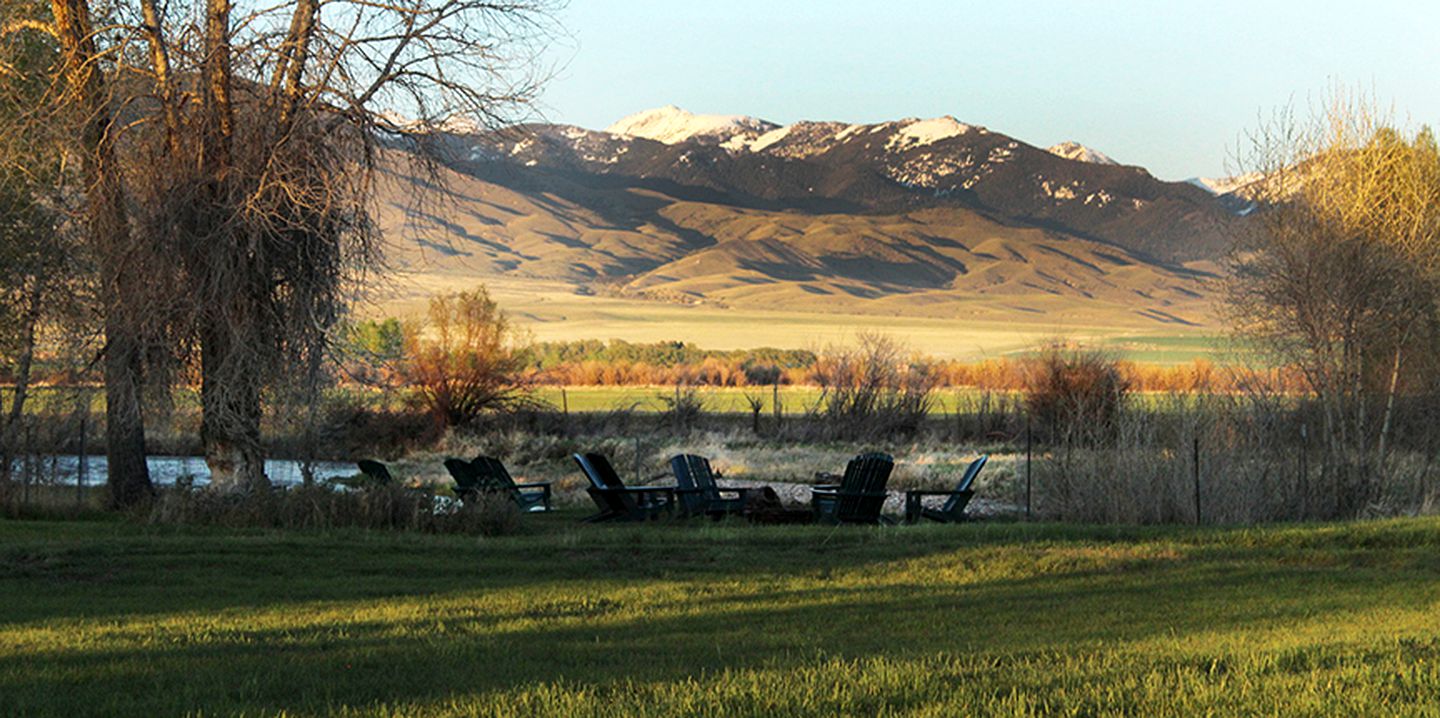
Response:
368,273,1231,363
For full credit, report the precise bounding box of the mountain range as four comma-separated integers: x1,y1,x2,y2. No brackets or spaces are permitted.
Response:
375,106,1252,326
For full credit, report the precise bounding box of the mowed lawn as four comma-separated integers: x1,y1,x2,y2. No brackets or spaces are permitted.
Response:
4,517,1440,716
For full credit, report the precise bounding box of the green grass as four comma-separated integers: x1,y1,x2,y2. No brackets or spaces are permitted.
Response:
5,516,1440,716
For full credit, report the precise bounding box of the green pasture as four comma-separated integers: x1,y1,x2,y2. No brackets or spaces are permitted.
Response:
4,517,1440,716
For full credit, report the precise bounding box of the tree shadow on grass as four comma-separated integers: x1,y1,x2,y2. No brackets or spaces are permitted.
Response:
2,550,1432,716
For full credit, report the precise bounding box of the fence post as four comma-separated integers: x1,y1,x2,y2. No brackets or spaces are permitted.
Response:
1193,435,1202,525
77,402,88,508
1299,421,1308,513
1025,417,1033,520
560,387,568,418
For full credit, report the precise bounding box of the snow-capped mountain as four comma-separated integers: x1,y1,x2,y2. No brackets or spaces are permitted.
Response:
378,106,1246,325
1047,141,1118,166
605,106,779,147
449,107,1237,263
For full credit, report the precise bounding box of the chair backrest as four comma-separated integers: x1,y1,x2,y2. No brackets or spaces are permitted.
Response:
582,453,628,489
573,453,632,515
472,455,519,499
670,454,717,514
943,455,988,513
443,458,480,494
835,452,894,522
356,460,393,485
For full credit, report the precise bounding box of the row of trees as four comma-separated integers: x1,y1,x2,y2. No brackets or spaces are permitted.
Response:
0,0,556,504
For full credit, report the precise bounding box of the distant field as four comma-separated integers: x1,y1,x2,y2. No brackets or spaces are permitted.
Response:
374,274,1227,363
5,517,1440,716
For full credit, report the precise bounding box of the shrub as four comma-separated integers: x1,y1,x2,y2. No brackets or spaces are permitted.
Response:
658,385,705,434
402,286,534,427
1022,344,1130,443
812,333,936,438
146,481,525,535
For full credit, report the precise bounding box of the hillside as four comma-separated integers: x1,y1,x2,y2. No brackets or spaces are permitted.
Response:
374,107,1243,328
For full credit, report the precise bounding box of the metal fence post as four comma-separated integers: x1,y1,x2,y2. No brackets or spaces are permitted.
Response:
1025,417,1033,520
1193,435,1202,525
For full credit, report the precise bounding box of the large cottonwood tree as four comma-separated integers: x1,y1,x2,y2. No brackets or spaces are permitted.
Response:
4,0,558,497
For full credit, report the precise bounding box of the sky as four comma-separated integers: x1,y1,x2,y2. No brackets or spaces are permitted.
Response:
535,0,1440,181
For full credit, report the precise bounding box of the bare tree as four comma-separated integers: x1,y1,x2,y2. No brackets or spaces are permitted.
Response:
1,0,160,506
127,0,559,491
7,0,558,494
1226,91,1440,511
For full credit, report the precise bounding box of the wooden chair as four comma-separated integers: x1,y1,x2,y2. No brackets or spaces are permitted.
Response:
904,455,987,523
811,452,895,524
470,455,553,512
669,454,752,518
573,452,675,522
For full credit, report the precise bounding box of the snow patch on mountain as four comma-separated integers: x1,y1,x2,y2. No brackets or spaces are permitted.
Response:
748,125,794,153
1185,173,1262,196
1048,141,1117,165
886,117,974,151
606,105,777,145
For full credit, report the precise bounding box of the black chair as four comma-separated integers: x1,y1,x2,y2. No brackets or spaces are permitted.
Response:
811,452,895,524
669,454,752,518
356,460,395,484
471,455,552,512
443,458,482,501
573,453,675,522
904,455,987,524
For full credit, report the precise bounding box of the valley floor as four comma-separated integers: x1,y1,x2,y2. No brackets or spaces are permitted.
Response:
377,275,1228,363
4,517,1440,716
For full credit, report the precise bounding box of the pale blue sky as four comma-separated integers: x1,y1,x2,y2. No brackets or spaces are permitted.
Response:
537,0,1440,180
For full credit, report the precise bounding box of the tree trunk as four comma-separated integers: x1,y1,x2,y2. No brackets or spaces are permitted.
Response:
49,0,153,507
200,324,267,491
0,281,42,481
194,0,267,492
1377,342,1404,468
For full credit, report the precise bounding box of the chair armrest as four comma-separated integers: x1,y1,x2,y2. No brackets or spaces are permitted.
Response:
904,489,974,498
516,482,552,510
713,486,755,497
624,486,677,494
814,489,888,498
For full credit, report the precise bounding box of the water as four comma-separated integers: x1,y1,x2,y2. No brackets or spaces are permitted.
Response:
6,455,359,487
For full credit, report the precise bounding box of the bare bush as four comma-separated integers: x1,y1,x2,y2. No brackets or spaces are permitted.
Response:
812,333,936,438
1022,343,1130,444
659,385,705,434
403,286,535,427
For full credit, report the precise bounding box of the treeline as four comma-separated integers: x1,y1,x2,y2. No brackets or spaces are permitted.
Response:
510,338,1304,393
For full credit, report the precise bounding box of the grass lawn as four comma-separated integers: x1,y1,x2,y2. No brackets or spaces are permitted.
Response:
4,516,1440,716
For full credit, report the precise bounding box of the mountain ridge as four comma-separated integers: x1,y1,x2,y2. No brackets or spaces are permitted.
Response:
377,106,1240,327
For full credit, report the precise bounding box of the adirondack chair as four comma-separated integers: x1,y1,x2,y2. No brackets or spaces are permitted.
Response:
810,452,895,524
573,452,675,522
904,455,988,524
471,455,552,512
669,454,753,518
443,458,483,501
356,460,395,485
